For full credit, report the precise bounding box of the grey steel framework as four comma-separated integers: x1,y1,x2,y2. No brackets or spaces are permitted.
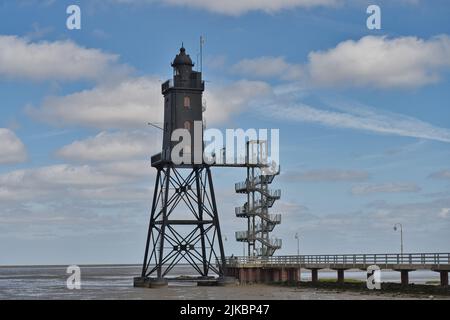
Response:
224,253,450,270
234,140,282,257
141,164,226,279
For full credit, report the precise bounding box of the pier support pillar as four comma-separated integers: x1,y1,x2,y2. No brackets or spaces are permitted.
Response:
289,268,300,283
247,268,255,283
233,268,238,278
239,268,246,283
261,269,267,283
311,269,319,283
287,269,294,283
273,269,280,282
293,268,301,282
337,269,345,284
255,268,260,283
400,270,410,286
280,268,288,282
286,269,291,283
264,269,274,283
439,271,449,287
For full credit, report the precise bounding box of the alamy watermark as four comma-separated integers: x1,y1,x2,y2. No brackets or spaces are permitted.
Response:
65,4,380,31
66,5,81,30
66,265,81,290
366,265,381,290
169,122,280,175
367,5,381,30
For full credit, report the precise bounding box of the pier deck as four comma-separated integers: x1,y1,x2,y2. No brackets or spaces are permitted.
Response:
224,253,450,286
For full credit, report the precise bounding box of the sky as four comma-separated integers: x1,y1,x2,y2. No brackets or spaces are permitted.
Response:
0,0,449,265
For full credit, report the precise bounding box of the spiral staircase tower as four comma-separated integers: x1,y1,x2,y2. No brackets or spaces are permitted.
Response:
234,140,282,257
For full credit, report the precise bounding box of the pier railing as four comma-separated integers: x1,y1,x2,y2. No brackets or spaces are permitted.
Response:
225,253,450,269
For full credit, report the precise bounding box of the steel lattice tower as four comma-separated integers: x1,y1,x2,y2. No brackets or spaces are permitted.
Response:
134,47,228,288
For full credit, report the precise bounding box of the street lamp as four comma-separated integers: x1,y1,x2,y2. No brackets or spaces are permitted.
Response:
294,232,300,256
393,223,404,256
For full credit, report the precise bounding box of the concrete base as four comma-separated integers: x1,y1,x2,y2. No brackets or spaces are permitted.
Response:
224,267,301,285
217,276,238,286
133,277,169,288
197,279,219,286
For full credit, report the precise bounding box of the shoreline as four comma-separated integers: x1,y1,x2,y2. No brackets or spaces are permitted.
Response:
264,280,450,298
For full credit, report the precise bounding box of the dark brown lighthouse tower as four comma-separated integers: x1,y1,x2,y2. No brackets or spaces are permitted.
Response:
134,47,227,288
162,46,204,163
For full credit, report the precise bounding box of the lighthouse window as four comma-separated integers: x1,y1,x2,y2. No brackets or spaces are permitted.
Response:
184,121,191,131
184,96,191,109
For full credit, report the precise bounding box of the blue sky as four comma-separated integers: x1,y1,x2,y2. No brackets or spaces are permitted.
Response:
0,0,449,265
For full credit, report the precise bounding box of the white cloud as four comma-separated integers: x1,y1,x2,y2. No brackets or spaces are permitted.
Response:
57,130,161,162
27,77,162,129
230,35,450,89
0,128,27,164
439,208,450,219
97,160,152,178
28,77,271,129
281,169,369,182
205,80,272,124
351,183,421,195
0,161,153,202
1,164,129,189
0,35,131,82
429,170,450,180
266,100,450,143
231,56,303,81
308,35,450,88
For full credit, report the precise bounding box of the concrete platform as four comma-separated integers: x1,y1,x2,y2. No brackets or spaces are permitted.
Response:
197,279,219,286
133,277,168,288
217,276,238,286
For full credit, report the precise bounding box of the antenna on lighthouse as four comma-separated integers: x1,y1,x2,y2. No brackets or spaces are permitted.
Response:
147,122,163,131
200,35,205,73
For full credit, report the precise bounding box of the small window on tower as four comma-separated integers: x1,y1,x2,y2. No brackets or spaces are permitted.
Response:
184,121,191,131
184,96,191,109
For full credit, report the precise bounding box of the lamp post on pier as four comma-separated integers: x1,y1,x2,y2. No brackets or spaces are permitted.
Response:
294,232,300,256
394,223,404,260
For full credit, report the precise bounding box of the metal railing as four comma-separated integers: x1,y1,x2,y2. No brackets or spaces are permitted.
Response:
235,231,251,241
267,189,281,198
225,253,450,267
237,200,264,212
268,238,282,248
263,214,282,225
235,206,248,216
235,181,249,191
161,80,173,93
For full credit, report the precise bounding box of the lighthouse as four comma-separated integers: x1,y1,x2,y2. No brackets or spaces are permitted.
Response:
135,46,227,288
160,46,205,165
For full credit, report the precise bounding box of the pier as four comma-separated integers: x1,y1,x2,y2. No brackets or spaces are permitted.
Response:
224,253,450,287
